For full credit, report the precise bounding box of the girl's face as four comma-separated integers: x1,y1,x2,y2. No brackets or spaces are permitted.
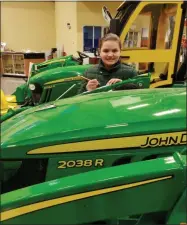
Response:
100,40,121,68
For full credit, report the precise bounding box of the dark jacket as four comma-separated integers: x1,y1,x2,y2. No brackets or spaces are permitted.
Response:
78,60,138,93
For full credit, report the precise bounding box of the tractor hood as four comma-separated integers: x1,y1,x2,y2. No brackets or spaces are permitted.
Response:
29,64,91,86
1,88,186,157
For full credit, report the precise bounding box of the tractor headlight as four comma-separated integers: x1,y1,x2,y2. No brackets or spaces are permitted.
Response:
30,83,43,104
29,84,36,91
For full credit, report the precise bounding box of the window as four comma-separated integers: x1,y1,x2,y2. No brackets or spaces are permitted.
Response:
122,3,178,73
83,26,107,52
123,3,177,50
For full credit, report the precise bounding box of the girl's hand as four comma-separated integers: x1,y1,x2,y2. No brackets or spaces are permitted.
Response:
107,78,122,86
86,79,100,91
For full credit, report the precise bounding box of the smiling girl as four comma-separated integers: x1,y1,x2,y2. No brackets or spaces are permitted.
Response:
78,33,138,93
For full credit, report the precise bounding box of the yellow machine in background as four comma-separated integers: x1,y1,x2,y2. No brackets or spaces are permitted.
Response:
110,1,187,87
1,90,17,115
1,1,186,118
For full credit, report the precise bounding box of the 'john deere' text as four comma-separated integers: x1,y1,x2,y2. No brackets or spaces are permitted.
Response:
141,133,186,148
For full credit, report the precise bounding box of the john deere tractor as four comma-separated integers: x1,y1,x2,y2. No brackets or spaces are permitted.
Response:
1,1,187,223
1,1,186,120
1,86,186,224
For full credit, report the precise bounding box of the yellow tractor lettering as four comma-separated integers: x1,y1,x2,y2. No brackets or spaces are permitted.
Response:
95,159,104,167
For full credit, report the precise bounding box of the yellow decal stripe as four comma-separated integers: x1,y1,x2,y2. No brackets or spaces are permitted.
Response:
45,76,83,85
40,58,65,66
1,176,172,221
27,131,186,155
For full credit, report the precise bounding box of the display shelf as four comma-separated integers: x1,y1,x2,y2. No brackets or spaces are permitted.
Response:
1,52,45,77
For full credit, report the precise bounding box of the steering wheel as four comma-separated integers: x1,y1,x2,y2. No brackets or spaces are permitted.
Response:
77,51,89,60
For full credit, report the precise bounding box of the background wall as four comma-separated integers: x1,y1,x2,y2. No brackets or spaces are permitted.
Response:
1,2,56,52
1,1,122,54
77,1,122,52
55,2,77,56
55,1,121,55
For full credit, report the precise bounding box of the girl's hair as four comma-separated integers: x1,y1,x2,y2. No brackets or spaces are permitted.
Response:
99,33,122,49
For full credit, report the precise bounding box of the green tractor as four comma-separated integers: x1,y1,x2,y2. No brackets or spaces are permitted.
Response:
1,74,152,122
11,51,91,105
13,64,92,105
0,51,91,117
2,1,186,120
1,87,186,224
1,1,186,223
30,51,90,76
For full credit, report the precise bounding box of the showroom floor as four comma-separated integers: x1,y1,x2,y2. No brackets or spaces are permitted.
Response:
1,76,26,95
